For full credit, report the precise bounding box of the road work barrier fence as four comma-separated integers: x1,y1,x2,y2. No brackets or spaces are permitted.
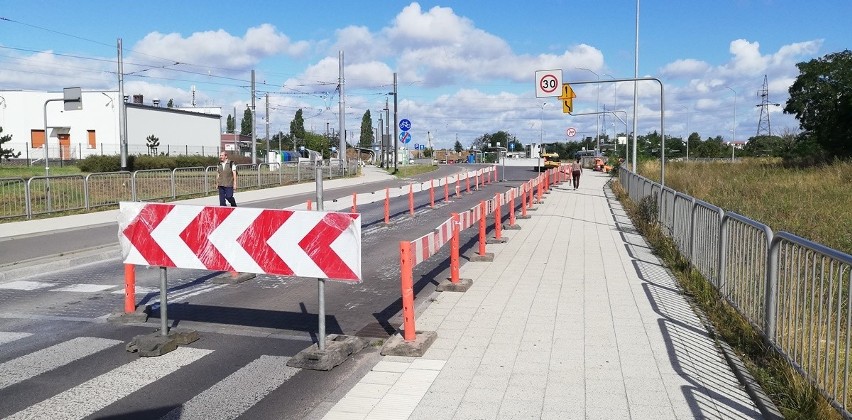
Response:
396,168,558,341
618,167,852,417
0,160,359,220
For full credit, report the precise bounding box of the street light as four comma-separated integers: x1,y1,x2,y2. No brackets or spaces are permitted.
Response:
538,102,548,170
577,67,600,151
725,86,737,162
681,106,690,161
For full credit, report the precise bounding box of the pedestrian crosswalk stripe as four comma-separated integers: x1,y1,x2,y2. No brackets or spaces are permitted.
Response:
160,355,300,420
0,337,122,390
51,284,117,293
5,347,213,420
0,332,32,346
0,281,54,291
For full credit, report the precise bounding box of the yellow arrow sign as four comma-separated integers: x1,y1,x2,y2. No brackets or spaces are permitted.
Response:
559,83,576,114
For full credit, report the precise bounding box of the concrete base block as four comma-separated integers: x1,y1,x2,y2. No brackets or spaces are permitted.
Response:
470,253,494,262
544,190,552,194
436,278,473,292
527,206,539,211
504,223,522,230
380,331,437,357
517,214,532,219
107,305,150,324
212,272,256,284
126,328,199,357
287,334,369,371
486,236,507,244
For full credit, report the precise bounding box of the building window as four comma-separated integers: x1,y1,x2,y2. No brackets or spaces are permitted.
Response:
31,129,45,148
88,130,96,149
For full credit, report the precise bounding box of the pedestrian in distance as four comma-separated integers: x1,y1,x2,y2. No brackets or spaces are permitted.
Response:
217,152,238,207
571,157,583,190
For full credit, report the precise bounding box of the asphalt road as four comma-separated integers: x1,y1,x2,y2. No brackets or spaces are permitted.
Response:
0,164,543,419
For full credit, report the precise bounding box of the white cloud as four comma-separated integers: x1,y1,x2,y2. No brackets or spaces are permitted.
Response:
130,24,309,71
661,59,711,78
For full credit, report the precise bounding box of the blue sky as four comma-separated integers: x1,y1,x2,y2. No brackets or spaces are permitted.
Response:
1,0,849,149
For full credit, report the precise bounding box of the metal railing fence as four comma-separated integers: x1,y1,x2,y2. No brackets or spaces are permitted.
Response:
618,167,852,416
2,160,360,221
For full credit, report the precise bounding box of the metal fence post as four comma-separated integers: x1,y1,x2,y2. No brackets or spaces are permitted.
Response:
765,231,779,344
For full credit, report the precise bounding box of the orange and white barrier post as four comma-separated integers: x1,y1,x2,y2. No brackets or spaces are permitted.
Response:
384,188,390,224
466,175,470,194
521,185,529,218
450,213,460,284
408,184,415,217
508,190,517,227
478,201,487,257
124,264,136,313
537,179,543,203
494,193,503,241
399,241,416,341
455,177,461,198
306,199,312,211
430,179,435,208
351,192,357,213
444,178,450,202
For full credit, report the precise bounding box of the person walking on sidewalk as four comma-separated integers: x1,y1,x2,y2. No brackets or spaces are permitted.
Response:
217,152,238,207
571,157,582,190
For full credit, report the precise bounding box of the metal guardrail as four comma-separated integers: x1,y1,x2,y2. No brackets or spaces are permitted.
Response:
618,167,852,416
1,161,360,220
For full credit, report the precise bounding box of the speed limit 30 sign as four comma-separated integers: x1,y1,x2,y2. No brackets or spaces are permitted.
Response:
535,69,563,98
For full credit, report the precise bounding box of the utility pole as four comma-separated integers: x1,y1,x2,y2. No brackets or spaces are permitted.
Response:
265,92,270,162
117,38,128,170
251,69,256,165
378,115,384,167
338,51,346,168
393,72,398,173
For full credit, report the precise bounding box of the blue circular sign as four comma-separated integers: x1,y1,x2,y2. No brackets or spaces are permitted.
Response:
399,132,412,144
399,119,412,132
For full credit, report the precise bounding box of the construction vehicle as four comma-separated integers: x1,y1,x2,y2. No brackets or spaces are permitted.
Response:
534,145,561,171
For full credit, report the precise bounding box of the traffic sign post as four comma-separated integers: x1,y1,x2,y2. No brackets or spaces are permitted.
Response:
560,83,576,114
535,69,563,98
399,119,411,132
399,132,412,144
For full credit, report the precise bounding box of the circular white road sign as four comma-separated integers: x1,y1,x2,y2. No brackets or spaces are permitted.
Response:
535,69,563,98
566,127,577,137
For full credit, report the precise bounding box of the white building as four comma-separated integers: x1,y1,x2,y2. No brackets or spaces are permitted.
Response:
0,90,222,161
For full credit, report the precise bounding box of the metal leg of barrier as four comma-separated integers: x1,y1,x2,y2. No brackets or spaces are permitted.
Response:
159,267,169,336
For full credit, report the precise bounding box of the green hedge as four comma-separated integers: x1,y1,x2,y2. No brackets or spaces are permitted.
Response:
77,155,219,173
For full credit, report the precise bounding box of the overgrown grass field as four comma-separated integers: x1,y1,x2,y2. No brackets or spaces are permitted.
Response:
640,159,852,255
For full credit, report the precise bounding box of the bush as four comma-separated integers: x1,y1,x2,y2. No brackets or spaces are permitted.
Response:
76,154,218,173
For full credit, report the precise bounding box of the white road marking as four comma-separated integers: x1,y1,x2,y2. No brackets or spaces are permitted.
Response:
52,284,117,293
0,281,55,291
0,332,32,346
0,337,122,390
5,347,213,420
161,355,299,419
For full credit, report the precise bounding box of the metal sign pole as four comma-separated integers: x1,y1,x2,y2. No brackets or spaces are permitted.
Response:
315,167,326,351
159,267,168,336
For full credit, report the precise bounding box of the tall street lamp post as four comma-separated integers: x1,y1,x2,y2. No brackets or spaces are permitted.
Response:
682,106,690,162
726,86,737,162
577,67,600,152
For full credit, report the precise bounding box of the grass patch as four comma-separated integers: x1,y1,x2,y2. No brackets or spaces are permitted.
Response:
611,180,841,419
387,164,439,178
640,159,852,255
0,166,82,178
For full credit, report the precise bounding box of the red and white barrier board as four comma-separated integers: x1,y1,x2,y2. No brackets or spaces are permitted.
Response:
118,202,361,282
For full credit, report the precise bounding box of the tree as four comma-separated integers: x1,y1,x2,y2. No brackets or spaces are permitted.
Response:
145,134,160,155
226,114,235,134
785,49,852,159
289,109,305,142
359,110,374,149
167,99,174,108
454,140,464,153
240,107,253,136
0,126,21,162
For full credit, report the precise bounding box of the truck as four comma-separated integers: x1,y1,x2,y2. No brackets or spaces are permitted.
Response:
535,152,561,171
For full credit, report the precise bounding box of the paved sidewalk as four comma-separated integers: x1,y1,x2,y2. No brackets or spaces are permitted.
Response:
321,171,762,419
